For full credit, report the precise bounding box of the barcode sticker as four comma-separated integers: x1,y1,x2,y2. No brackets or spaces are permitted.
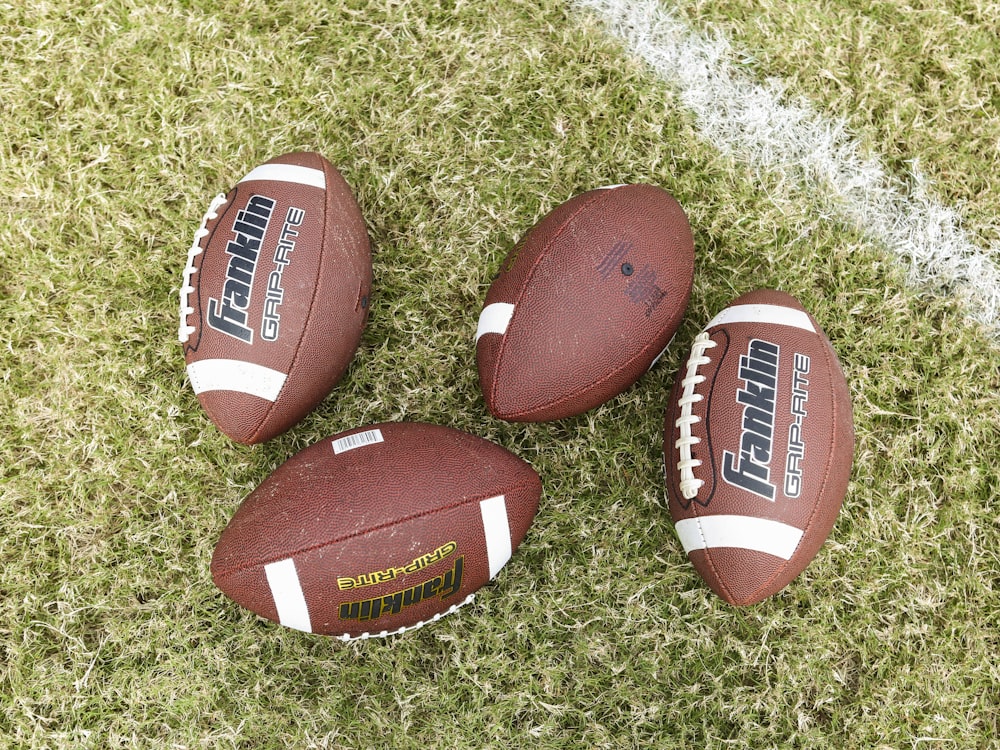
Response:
332,429,385,455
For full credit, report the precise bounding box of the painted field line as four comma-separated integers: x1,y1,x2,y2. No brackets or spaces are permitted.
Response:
572,0,1000,336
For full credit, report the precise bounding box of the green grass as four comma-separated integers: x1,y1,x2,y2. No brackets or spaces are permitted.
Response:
677,0,1000,244
2,0,999,747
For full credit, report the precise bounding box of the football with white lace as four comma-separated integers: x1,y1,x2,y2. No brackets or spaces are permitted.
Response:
179,152,371,444
211,422,541,639
663,289,854,605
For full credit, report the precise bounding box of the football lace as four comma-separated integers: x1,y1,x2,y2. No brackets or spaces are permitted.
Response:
178,193,228,344
675,331,718,500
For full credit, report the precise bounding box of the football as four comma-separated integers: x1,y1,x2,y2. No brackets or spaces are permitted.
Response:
663,289,854,605
476,184,695,422
210,422,542,639
179,152,371,444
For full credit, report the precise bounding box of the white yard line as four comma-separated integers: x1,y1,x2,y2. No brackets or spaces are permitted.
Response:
572,0,1000,335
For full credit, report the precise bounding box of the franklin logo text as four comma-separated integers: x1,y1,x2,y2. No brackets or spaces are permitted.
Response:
783,353,811,498
339,556,464,623
722,338,779,501
207,194,275,343
260,206,305,342
336,542,457,591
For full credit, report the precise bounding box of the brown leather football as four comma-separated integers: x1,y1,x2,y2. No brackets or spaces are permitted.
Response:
663,289,854,605
179,152,371,444
476,184,694,422
210,422,542,639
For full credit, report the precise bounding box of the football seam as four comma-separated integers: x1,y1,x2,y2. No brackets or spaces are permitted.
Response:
179,192,228,347
696,328,728,508
181,191,239,354
689,326,733,600
247,155,328,443
211,478,540,580
674,331,718,501
695,321,845,606
505,318,682,420
736,323,842,605
487,188,617,416
666,329,724,509
681,327,735,602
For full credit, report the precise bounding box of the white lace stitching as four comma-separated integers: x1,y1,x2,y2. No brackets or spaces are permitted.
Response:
675,331,718,500
178,193,228,343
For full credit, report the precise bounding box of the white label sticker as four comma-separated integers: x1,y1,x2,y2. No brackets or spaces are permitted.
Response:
332,429,385,455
